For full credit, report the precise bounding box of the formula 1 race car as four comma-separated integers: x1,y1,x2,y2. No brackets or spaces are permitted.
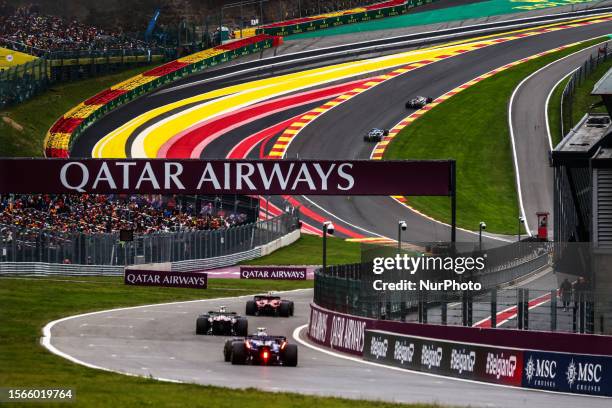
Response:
196,306,248,336
223,327,298,366
245,293,294,317
363,128,389,142
405,96,433,109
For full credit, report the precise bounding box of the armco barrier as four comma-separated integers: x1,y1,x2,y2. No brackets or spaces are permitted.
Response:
45,34,279,158
363,330,612,396
0,228,300,277
258,0,438,36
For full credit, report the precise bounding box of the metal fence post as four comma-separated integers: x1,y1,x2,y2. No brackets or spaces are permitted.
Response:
490,289,497,328
550,289,557,332
523,288,529,331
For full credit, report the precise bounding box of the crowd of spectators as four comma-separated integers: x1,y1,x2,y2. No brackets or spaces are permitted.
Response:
0,2,153,52
0,194,249,237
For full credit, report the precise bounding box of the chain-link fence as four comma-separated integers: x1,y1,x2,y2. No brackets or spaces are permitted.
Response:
559,42,612,137
310,241,612,334
314,270,609,334
0,212,298,266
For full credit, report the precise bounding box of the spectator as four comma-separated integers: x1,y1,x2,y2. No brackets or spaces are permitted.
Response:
560,278,572,312
0,2,155,52
0,194,248,238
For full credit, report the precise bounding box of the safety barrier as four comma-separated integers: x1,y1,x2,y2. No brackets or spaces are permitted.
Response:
44,34,280,158
1,222,300,276
0,262,124,276
258,0,438,36
307,302,612,397
1,213,298,266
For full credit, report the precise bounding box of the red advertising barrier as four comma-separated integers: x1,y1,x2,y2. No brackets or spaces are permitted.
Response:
309,303,612,396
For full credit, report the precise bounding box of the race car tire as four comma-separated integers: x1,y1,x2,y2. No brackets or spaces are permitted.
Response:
383,130,389,136
231,341,247,365
282,344,298,367
196,316,210,335
245,300,257,316
234,317,248,336
224,340,233,362
279,301,291,317
289,301,295,316
426,97,433,103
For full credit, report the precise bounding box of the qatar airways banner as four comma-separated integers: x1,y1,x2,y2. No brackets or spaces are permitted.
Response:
0,159,453,196
240,266,307,280
124,269,208,289
308,303,369,356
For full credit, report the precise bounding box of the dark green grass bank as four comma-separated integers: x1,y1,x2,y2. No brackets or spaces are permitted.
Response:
0,65,156,157
0,276,440,408
384,39,604,234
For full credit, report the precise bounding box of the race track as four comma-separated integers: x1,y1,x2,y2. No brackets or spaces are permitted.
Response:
70,15,612,243
45,287,610,407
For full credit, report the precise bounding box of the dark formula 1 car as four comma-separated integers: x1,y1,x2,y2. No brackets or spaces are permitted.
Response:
405,95,433,109
363,128,389,142
224,328,298,366
246,293,294,317
196,306,248,336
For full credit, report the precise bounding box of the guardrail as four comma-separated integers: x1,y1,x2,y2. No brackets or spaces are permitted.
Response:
1,212,298,266
0,217,300,276
258,0,438,36
44,34,280,158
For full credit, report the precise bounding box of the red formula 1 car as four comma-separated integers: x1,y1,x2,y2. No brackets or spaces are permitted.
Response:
223,327,298,366
245,293,294,317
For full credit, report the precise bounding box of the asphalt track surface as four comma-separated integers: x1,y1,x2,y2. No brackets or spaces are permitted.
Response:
71,18,612,245
284,21,612,242
46,285,610,408
508,42,610,236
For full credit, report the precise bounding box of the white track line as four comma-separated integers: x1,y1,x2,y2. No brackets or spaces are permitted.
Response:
41,288,310,384
508,39,608,236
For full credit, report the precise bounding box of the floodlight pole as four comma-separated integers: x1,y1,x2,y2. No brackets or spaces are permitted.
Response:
450,160,457,243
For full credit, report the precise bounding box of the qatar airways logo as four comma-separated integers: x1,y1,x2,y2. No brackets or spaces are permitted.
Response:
58,161,355,193
309,309,328,343
485,353,517,380
421,345,443,369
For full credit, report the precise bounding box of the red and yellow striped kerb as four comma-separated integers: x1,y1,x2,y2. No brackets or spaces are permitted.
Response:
267,16,612,159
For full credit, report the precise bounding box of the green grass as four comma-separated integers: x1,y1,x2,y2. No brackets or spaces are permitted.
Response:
0,276,436,408
384,39,605,235
548,56,612,148
242,234,361,265
0,65,157,157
